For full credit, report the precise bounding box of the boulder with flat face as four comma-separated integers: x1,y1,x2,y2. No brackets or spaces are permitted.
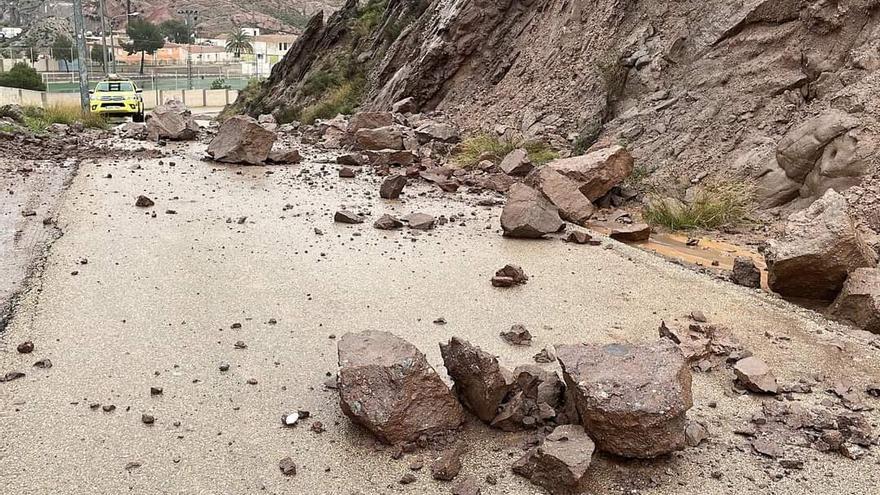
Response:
207,115,277,164
827,268,880,333
512,425,595,495
766,190,876,300
556,340,693,458
349,111,393,134
500,149,534,176
733,356,778,394
355,126,404,150
337,331,465,444
500,183,563,238
731,256,761,288
549,145,634,200
146,100,199,141
440,337,511,423
526,167,595,225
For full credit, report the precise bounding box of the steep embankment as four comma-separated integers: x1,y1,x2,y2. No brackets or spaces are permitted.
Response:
238,0,880,227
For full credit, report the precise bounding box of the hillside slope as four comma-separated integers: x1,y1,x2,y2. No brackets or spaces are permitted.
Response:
238,0,880,226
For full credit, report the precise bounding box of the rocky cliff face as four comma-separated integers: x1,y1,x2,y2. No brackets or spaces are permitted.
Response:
242,0,880,223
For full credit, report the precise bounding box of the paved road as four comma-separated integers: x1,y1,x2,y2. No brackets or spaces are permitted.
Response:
1,141,878,494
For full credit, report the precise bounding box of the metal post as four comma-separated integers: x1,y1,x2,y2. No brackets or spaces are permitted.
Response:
72,0,90,112
98,0,109,74
177,9,199,91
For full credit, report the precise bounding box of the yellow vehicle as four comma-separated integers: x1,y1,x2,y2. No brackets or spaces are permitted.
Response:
89,76,145,122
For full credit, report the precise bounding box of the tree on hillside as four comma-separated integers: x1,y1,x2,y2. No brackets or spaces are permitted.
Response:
159,19,193,44
123,19,166,75
225,28,253,58
51,35,77,72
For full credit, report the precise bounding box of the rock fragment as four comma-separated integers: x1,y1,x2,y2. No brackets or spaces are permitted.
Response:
379,174,407,199
500,184,563,238
451,476,481,495
430,448,462,481
404,213,435,230
374,214,404,230
557,340,693,458
206,115,277,165
499,149,533,176
440,337,511,422
135,195,154,208
146,100,199,141
338,166,357,178
17,341,34,354
512,425,595,495
549,145,634,200
526,167,595,224
500,324,532,346
609,223,651,242
733,356,778,394
491,264,528,287
334,210,364,224
267,148,302,164
278,457,297,476
731,257,762,288
685,421,708,447
827,268,880,333
337,331,464,444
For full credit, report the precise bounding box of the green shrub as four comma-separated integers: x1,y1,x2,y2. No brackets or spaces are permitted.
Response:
301,69,342,97
299,81,363,124
644,182,754,231
453,134,559,168
353,0,388,38
0,63,46,91
210,78,232,90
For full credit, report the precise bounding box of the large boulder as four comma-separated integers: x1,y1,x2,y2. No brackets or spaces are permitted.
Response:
146,100,199,141
556,340,693,458
512,425,595,495
349,111,393,134
206,115,277,164
415,121,460,143
500,183,564,238
439,337,511,423
499,149,534,176
776,110,859,183
337,331,465,444
549,145,634,201
827,268,880,333
525,167,594,225
766,190,876,300
355,126,404,150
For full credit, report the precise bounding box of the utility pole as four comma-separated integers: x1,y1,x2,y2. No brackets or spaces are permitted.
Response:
98,0,109,74
72,0,90,112
177,9,199,90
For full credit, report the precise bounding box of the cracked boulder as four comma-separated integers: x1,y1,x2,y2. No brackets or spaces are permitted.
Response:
557,340,693,458
440,337,512,423
491,365,566,431
512,425,595,495
827,268,880,333
146,100,199,141
549,145,634,201
500,183,563,238
337,331,465,444
526,166,595,225
206,115,277,164
766,190,876,300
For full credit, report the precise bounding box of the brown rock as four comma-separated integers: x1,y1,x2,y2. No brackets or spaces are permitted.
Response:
512,425,595,495
337,153,366,166
451,476,481,495
17,341,34,354
278,457,297,476
430,448,462,481
609,223,651,242
380,174,408,199
766,190,876,300
733,356,778,394
349,111,393,134
365,149,418,167
565,231,593,244
392,97,416,114
355,126,404,150
374,214,404,230
135,195,154,208
827,268,880,333
440,337,511,422
685,421,708,447
405,212,435,230
499,149,534,176
501,183,563,238
557,340,693,458
339,166,357,178
146,100,199,141
334,210,364,224
731,257,761,288
491,264,528,286
267,148,302,164
337,331,465,444
207,116,277,165
549,145,634,200
526,167,595,225
415,121,460,143
500,324,532,346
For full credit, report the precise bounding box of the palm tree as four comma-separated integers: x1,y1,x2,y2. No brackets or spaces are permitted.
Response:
225,28,253,58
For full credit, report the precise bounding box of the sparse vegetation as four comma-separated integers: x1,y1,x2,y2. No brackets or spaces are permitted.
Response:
297,80,363,124
453,134,559,168
210,78,232,90
353,0,388,39
20,105,107,133
644,182,754,230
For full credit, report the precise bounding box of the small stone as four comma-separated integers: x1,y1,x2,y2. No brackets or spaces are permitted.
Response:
690,310,707,323
373,214,403,230
380,174,407,199
779,458,804,470
399,473,417,485
246,378,258,385
492,265,528,287
17,341,34,354
685,421,708,447
334,210,364,224
278,457,297,476
409,459,424,471
0,371,25,382
609,223,651,242
452,476,481,495
150,387,163,396
142,414,155,425
219,363,230,372
565,231,592,244
533,346,556,363
734,356,779,394
405,212,435,230
32,358,52,369
234,340,247,349
310,421,325,433
430,448,462,481
135,195,154,207
102,404,116,412
500,324,532,346
731,257,762,288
